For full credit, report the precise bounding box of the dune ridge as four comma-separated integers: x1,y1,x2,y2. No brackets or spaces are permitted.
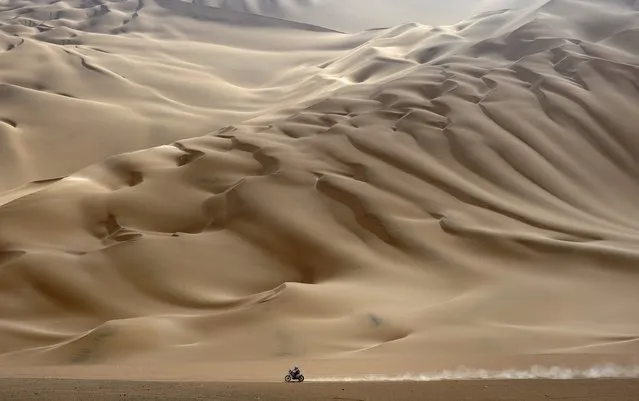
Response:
197,0,536,32
0,0,374,192
0,0,638,378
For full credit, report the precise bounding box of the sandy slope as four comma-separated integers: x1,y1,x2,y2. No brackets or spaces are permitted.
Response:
1,0,639,379
0,0,372,191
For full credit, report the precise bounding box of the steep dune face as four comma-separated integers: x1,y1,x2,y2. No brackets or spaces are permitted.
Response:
1,0,639,376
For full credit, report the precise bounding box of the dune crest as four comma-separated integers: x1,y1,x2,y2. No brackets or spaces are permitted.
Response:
199,0,536,32
1,0,639,378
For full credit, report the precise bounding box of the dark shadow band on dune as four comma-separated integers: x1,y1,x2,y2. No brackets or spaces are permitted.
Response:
154,0,344,33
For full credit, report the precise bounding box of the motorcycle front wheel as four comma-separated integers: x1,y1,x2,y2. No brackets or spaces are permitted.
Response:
298,375,304,382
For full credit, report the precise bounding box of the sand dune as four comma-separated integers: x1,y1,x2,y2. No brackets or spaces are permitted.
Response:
0,0,371,191
200,0,536,32
0,0,639,380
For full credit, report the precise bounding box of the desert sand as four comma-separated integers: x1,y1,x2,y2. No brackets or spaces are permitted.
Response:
2,378,639,401
1,0,639,393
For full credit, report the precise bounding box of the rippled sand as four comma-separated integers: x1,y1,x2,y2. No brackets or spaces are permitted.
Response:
1,0,638,379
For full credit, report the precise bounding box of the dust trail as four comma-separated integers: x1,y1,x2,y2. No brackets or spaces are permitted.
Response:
309,364,639,382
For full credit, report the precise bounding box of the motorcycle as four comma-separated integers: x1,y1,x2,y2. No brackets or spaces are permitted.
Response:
284,370,305,382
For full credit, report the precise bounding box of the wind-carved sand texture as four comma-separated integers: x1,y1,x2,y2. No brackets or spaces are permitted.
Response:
1,0,639,381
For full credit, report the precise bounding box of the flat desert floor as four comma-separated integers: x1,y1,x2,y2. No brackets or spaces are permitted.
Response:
1,378,639,401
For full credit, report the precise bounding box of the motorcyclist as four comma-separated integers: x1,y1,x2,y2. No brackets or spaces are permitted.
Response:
290,365,301,379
